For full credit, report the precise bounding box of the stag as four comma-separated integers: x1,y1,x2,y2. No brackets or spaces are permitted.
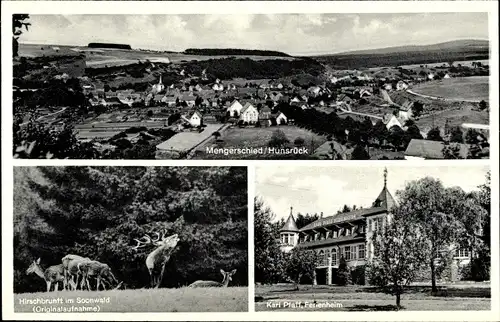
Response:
78,260,119,291
26,258,75,292
132,231,180,288
188,269,237,288
62,254,91,290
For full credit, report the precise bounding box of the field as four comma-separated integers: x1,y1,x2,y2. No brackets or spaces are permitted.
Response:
19,43,295,68
255,283,490,311
410,76,489,102
157,123,226,153
195,125,326,159
15,287,248,312
415,105,489,132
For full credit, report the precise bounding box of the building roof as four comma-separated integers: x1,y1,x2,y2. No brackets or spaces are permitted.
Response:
280,211,299,232
297,234,365,248
300,207,387,232
404,139,469,159
240,102,256,114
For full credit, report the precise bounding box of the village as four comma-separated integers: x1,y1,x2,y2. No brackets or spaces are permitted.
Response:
13,43,490,160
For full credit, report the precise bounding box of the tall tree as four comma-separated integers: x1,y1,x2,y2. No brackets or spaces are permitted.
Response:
285,248,320,290
368,210,430,308
13,14,31,57
426,127,443,141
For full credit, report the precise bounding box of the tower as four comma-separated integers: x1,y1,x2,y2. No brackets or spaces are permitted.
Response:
152,74,165,94
279,207,299,253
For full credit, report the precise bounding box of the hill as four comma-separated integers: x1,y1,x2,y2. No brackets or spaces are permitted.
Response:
184,48,291,57
88,43,132,50
314,39,490,69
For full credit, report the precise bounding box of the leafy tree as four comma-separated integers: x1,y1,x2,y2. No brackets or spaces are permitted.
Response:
442,143,464,159
426,127,443,141
285,248,320,290
268,129,290,148
254,197,286,284
351,145,370,160
13,14,31,57
388,126,406,150
337,256,352,286
295,213,319,230
368,211,430,308
294,137,305,147
449,126,464,143
478,100,487,110
412,101,424,118
212,131,221,141
396,177,465,293
465,129,481,145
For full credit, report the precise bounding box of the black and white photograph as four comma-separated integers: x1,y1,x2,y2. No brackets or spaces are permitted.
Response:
13,166,248,312
254,165,491,311
12,12,490,160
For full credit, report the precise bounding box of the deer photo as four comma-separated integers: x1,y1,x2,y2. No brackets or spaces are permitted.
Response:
132,231,180,288
62,254,91,290
26,258,75,292
189,269,237,288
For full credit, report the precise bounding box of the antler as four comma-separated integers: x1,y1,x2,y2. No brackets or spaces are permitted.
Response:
131,236,152,250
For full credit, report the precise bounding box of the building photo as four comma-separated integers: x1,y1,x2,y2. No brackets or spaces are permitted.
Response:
254,165,491,311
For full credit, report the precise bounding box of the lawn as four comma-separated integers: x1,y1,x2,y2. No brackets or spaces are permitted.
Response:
411,76,489,102
255,283,490,311
194,125,327,159
14,286,248,312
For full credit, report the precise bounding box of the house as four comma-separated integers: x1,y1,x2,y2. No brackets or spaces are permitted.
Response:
181,95,196,107
212,83,224,91
404,139,469,160
383,83,393,91
290,96,302,104
382,113,403,130
273,112,288,125
396,81,409,91
428,73,435,80
337,94,354,105
268,92,284,102
151,75,165,94
239,103,259,124
162,96,177,107
227,100,244,117
187,111,203,127
359,89,372,98
444,73,451,79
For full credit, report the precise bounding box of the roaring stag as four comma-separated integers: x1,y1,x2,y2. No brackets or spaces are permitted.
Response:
26,258,75,292
132,231,180,288
189,269,237,288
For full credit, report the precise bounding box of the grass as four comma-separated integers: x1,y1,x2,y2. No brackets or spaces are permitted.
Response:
14,287,248,312
195,125,326,159
415,105,489,132
255,283,490,311
411,77,489,102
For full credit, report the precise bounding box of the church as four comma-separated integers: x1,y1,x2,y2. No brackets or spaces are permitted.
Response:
279,169,472,285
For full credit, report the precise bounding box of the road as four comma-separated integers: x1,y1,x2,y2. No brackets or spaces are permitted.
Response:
338,106,383,120
20,107,68,126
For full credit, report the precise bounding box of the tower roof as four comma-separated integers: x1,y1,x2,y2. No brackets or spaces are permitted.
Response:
280,207,299,232
372,168,396,210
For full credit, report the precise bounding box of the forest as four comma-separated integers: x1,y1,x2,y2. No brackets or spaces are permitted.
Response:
88,43,132,50
184,48,291,57
182,57,324,80
14,166,248,293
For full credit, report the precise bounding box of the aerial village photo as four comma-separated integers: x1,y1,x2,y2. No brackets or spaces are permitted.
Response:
13,166,248,312
254,165,491,311
13,13,490,160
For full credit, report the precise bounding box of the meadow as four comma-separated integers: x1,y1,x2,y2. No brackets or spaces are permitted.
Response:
410,76,489,102
15,287,248,312
255,283,490,311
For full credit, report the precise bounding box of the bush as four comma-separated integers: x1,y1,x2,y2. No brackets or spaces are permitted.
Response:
294,137,305,146
460,257,490,281
337,256,352,286
351,265,365,285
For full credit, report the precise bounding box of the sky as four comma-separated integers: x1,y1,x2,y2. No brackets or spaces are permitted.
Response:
20,13,489,55
255,165,489,222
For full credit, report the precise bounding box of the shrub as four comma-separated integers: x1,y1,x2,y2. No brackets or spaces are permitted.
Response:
337,256,352,286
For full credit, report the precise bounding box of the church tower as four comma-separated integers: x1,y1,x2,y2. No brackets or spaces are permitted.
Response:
152,74,165,94
279,207,299,253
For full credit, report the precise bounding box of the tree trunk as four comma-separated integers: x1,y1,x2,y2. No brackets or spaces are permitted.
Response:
430,258,437,293
396,293,401,309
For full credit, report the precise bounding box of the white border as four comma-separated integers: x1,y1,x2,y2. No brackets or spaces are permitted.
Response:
2,1,499,321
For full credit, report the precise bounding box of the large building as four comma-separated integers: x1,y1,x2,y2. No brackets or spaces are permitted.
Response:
279,169,472,285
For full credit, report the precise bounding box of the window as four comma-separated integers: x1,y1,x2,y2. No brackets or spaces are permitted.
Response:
344,246,351,261
358,244,365,259
455,248,470,258
333,230,338,238
368,219,372,232
284,234,289,245
346,227,351,236
324,249,330,266
332,248,337,266
289,234,294,245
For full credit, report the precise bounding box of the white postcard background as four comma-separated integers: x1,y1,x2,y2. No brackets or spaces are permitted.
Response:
1,1,499,321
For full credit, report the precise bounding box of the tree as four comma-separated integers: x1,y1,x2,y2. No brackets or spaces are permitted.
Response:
388,126,406,150
368,211,430,308
465,129,481,145
351,145,370,160
478,100,487,110
442,143,464,159
295,213,319,229
337,256,352,286
426,127,443,141
13,14,31,57
294,137,305,147
212,131,221,141
268,129,289,148
396,177,464,293
254,198,286,284
285,248,320,290
412,101,424,118
449,126,464,143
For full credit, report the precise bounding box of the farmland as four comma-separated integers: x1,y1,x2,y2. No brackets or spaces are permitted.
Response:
255,283,490,311
14,287,248,312
410,76,489,102
194,126,326,159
